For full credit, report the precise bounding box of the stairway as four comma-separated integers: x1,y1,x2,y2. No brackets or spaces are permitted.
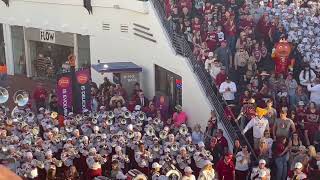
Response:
150,0,257,159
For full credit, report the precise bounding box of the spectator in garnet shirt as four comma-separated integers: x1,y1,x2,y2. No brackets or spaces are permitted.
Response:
216,129,229,153
216,152,235,180
215,66,227,87
273,136,290,180
223,14,237,54
33,83,48,112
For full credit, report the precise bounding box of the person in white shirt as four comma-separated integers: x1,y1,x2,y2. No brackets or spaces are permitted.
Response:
209,60,221,81
299,65,316,86
198,160,216,180
182,166,196,180
205,52,216,72
242,107,269,149
307,78,320,106
251,159,271,180
219,77,237,104
235,145,251,180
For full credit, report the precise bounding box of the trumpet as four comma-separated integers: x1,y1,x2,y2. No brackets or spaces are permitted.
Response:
171,143,179,152
120,118,127,125
108,111,115,119
51,112,58,119
179,124,188,135
153,144,160,152
106,118,113,125
124,111,131,119
146,126,155,136
138,112,145,121
159,130,167,140
91,118,98,124
187,144,196,153
127,131,134,139
27,112,34,119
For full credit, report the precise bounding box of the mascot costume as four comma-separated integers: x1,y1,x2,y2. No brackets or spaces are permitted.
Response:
272,39,295,76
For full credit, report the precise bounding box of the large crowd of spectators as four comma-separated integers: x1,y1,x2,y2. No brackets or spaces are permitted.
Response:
160,0,320,179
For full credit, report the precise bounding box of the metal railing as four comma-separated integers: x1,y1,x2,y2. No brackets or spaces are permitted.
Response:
150,0,257,159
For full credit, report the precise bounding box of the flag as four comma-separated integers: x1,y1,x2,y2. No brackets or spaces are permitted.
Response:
2,0,9,7
83,0,92,14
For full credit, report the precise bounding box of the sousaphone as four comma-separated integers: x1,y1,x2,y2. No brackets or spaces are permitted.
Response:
0,87,9,104
13,90,29,107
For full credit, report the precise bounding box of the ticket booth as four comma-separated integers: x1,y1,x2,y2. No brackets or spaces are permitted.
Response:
92,62,142,98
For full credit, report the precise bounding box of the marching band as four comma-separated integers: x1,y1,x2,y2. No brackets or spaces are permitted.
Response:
0,87,217,180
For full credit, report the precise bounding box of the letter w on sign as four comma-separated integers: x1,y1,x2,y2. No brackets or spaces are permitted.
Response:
83,0,92,14
1,0,9,7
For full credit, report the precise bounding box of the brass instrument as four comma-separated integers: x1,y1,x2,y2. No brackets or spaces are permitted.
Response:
153,144,160,152
13,90,29,107
159,130,168,140
138,112,146,121
108,111,115,119
27,112,35,120
0,87,9,104
171,143,179,152
179,124,188,135
165,165,182,179
92,113,99,119
106,118,113,125
187,144,196,153
127,131,134,139
51,112,58,119
146,126,155,136
120,118,127,125
124,111,131,119
91,118,98,124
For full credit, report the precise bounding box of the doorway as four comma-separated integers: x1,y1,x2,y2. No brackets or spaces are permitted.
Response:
0,24,5,65
155,65,182,111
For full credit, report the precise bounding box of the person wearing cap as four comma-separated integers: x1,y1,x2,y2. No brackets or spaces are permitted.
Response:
290,145,308,171
134,143,150,175
242,107,269,149
176,146,192,170
251,159,270,180
219,76,237,104
172,105,188,128
215,152,234,180
290,162,307,180
214,40,232,73
181,166,196,180
151,162,163,180
112,146,129,170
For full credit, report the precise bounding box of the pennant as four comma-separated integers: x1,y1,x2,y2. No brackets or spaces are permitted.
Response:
83,0,93,14
2,0,9,7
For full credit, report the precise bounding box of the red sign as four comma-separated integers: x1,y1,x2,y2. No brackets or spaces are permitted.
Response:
77,73,88,85
58,77,71,88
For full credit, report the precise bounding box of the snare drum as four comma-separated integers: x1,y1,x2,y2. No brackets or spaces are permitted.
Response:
126,169,147,180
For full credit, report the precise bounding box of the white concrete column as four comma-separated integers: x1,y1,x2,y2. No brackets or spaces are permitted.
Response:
73,33,79,68
23,27,32,77
3,24,14,75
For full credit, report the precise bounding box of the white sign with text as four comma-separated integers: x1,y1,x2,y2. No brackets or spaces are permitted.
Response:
40,30,55,43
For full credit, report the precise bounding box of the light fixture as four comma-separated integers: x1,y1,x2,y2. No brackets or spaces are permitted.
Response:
103,64,109,69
